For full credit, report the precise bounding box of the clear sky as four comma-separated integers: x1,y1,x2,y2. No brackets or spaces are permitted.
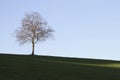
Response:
0,0,120,60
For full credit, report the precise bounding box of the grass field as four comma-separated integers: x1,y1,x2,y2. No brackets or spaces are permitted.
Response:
0,54,120,80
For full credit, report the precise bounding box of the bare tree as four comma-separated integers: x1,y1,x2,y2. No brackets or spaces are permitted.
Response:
15,12,54,55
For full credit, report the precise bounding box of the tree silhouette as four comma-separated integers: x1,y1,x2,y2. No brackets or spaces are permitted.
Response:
15,12,54,55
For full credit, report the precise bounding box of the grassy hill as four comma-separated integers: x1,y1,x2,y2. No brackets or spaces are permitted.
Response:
0,54,120,80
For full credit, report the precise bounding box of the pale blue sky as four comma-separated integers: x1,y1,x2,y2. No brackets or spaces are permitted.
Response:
0,0,120,60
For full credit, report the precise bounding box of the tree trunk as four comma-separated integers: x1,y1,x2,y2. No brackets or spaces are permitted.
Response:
32,39,35,55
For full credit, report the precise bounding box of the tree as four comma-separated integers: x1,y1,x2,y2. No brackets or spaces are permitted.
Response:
15,12,54,55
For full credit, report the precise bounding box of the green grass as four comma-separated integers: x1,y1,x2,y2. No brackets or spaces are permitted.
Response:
0,54,120,80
